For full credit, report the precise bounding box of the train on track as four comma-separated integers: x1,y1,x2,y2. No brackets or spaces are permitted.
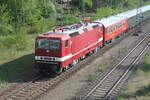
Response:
35,5,150,74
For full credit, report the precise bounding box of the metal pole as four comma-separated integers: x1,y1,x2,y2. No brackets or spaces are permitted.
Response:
136,0,143,33
82,0,85,19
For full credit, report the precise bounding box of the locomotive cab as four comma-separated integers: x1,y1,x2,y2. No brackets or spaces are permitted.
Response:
35,33,71,74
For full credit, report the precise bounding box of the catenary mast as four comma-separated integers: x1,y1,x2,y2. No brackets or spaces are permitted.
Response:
136,0,143,33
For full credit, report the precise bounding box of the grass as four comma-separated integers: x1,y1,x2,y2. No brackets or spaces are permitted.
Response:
116,51,150,100
0,34,36,64
0,34,37,88
87,73,99,82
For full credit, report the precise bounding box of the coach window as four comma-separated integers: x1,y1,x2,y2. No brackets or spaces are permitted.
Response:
65,40,68,47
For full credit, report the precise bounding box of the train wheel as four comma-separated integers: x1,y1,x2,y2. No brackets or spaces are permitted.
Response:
52,66,63,75
63,66,69,72
76,59,79,64
112,37,115,42
99,44,103,48
81,55,86,60
63,67,66,72
55,67,63,75
88,51,93,56
71,60,77,67
94,47,98,54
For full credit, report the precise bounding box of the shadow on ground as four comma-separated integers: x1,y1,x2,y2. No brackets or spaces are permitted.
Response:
0,53,35,84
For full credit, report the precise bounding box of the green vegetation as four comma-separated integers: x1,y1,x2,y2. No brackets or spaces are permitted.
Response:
116,52,150,100
92,0,150,19
116,96,125,100
0,0,150,88
71,0,93,10
91,7,125,20
87,73,99,82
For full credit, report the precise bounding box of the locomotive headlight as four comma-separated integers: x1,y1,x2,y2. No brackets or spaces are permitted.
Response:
35,56,41,60
35,56,38,60
46,50,50,53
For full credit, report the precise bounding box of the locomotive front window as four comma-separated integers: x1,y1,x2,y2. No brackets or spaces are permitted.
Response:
37,39,60,50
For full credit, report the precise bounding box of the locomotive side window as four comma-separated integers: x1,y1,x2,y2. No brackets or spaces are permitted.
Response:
65,40,68,47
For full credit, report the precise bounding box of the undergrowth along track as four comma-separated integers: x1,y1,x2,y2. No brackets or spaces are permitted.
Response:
80,33,150,100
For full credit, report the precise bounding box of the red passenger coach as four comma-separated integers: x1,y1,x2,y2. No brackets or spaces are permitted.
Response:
35,20,104,73
105,19,128,41
96,18,128,43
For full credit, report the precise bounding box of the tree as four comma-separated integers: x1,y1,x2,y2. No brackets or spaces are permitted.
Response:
0,5,13,35
92,0,102,11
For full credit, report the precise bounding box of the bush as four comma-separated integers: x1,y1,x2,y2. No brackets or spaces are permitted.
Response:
144,1,150,5
63,14,81,25
18,0,57,34
91,7,114,20
71,0,92,10
0,27,28,50
136,85,150,96
128,0,137,9
83,0,93,8
39,0,57,18
116,96,125,100
34,18,56,33
0,5,13,35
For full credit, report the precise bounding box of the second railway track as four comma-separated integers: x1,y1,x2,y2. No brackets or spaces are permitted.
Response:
80,33,150,100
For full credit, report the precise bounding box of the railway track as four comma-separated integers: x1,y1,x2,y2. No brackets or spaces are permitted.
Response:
0,64,84,100
79,33,150,100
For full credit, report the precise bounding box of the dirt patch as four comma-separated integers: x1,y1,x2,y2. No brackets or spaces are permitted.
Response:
41,22,150,100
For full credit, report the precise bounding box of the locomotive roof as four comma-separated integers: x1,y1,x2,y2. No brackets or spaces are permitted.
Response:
46,20,102,35
38,33,70,40
96,4,150,27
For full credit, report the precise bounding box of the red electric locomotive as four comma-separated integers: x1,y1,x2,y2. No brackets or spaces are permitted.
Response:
35,20,104,74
